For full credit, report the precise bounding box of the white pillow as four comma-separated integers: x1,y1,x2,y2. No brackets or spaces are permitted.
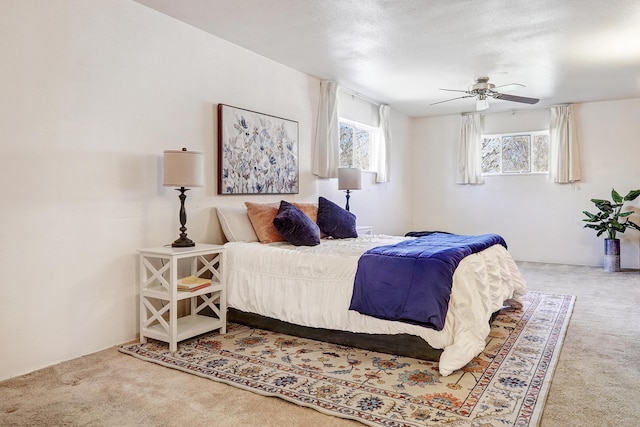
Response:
216,207,259,242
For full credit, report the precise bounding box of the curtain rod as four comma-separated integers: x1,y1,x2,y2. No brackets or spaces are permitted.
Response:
338,86,382,107
460,103,570,116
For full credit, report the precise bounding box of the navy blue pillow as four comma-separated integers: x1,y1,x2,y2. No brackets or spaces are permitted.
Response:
273,201,321,246
317,196,358,238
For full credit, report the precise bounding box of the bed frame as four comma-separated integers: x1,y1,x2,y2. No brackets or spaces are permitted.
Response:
229,308,444,360
227,308,503,361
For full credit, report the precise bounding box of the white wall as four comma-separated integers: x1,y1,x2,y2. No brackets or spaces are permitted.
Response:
0,0,412,380
411,98,640,268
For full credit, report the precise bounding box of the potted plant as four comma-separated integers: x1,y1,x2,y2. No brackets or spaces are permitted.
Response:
582,188,640,272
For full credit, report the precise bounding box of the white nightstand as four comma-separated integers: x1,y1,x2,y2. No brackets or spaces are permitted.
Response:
356,225,373,236
138,244,226,352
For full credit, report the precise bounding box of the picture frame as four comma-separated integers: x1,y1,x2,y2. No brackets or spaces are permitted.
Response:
217,104,299,195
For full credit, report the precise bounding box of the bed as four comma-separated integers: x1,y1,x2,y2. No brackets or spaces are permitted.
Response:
216,202,527,376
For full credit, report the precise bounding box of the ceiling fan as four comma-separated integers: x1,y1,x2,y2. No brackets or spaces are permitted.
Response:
431,77,540,111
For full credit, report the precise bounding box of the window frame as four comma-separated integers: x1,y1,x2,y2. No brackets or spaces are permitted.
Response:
480,130,550,176
338,118,376,172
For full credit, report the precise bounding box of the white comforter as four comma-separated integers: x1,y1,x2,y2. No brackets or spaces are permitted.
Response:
224,235,526,376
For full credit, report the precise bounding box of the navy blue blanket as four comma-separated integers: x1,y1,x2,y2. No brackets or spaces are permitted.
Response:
348,233,507,330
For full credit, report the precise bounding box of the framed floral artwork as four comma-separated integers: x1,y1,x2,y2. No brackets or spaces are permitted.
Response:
217,104,299,194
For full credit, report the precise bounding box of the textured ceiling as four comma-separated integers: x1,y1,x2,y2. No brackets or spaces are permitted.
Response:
135,0,640,117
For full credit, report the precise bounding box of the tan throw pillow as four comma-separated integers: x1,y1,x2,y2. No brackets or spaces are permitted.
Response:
292,202,327,238
292,202,318,223
244,202,283,243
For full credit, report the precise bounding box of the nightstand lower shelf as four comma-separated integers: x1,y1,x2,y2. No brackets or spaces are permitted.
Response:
143,314,224,344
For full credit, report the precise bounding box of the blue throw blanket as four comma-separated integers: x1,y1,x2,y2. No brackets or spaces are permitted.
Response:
348,233,507,331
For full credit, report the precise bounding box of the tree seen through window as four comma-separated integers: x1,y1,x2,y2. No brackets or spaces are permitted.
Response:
339,120,372,170
481,131,549,175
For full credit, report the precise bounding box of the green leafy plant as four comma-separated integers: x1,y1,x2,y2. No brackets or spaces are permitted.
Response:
582,188,640,239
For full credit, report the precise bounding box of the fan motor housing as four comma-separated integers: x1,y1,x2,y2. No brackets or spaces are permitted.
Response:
469,77,495,92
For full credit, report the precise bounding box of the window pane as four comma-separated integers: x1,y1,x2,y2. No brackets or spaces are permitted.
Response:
532,134,549,172
339,120,373,170
339,123,353,167
481,137,501,173
502,135,531,173
354,127,370,170
481,131,549,175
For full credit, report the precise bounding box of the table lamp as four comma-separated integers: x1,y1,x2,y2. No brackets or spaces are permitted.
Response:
163,148,204,247
338,167,361,211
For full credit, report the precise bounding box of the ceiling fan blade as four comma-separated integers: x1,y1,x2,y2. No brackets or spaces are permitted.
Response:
430,95,474,106
493,83,525,92
439,88,470,93
492,92,539,104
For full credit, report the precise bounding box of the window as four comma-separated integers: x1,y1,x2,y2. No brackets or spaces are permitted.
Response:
481,131,549,175
339,119,373,171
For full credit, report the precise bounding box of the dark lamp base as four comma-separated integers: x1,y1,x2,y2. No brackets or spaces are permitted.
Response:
171,236,195,247
171,186,195,247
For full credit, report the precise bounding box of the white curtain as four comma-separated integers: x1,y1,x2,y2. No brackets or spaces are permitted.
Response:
312,80,340,178
549,105,581,183
456,113,484,184
374,104,391,183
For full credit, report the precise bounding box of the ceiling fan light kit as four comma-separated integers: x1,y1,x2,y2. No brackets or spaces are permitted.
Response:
432,76,540,111
476,95,489,111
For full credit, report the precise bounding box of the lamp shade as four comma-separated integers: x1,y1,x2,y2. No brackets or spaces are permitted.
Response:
163,149,204,187
338,167,362,190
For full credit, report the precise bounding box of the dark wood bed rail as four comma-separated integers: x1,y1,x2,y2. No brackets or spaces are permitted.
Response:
227,307,503,362
227,308,444,361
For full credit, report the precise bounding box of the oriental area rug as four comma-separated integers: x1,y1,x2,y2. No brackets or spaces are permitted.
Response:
120,291,574,427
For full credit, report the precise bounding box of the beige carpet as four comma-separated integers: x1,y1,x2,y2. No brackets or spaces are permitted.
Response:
1,262,639,427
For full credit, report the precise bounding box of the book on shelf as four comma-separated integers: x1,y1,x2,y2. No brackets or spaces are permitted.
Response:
178,283,210,292
178,276,211,291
